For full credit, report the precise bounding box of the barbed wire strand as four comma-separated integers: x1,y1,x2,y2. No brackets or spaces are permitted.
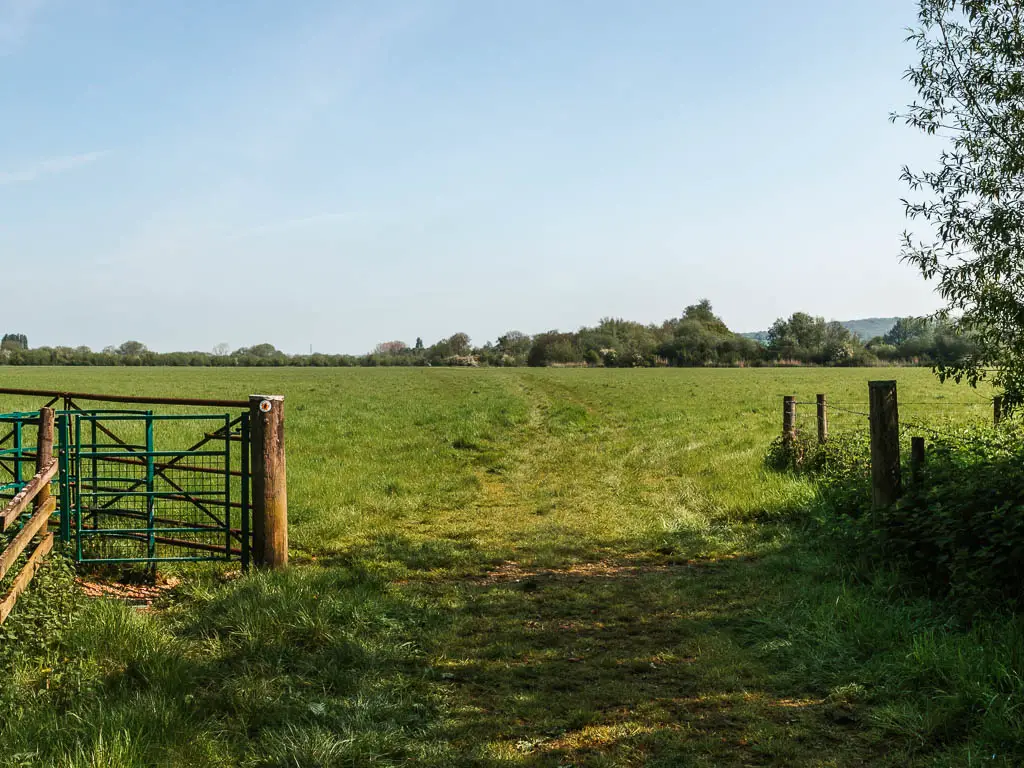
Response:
828,405,871,419
794,400,992,408
899,420,1006,456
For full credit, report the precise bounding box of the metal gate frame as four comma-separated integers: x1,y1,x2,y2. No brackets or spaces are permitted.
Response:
0,386,286,570
0,404,252,568
57,410,251,567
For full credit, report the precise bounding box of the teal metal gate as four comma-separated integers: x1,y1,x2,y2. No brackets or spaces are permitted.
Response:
0,408,251,567
0,411,40,498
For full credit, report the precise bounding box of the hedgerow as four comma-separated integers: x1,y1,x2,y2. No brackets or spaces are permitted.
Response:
771,423,1024,613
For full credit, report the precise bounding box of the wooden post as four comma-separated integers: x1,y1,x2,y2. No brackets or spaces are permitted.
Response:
34,407,54,513
994,396,1003,427
782,396,796,452
816,394,828,444
869,381,901,508
249,395,287,568
910,436,925,484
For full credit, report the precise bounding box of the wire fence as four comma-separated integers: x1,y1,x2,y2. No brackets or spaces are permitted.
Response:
785,390,1009,456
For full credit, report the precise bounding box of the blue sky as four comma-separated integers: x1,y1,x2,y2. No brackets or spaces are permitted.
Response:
1,1,938,353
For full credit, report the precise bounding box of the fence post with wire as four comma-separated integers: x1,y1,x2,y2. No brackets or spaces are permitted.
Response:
781,381,1006,506
780,394,830,451
782,396,797,462
869,381,901,509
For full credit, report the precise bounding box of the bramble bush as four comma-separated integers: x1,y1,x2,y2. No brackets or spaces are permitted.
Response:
770,423,1024,613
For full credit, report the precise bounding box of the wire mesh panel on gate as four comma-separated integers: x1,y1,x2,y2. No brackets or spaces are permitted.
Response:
63,411,247,565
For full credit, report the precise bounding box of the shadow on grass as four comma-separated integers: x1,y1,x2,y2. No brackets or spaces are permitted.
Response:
0,565,456,767
431,561,886,765
317,530,892,767
2,528,973,767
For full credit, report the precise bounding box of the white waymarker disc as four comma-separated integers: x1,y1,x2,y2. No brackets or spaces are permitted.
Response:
259,400,273,413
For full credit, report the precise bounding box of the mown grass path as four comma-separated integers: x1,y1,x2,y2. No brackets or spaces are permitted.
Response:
0,367,1001,766
381,370,886,766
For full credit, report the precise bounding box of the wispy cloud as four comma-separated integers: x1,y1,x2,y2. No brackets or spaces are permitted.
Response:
0,150,108,184
0,0,45,54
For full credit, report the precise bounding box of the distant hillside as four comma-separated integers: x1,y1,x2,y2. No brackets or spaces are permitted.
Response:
741,317,899,344
841,317,899,341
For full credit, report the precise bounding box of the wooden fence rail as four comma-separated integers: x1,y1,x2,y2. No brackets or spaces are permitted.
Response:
0,461,57,532
0,533,53,624
0,408,56,625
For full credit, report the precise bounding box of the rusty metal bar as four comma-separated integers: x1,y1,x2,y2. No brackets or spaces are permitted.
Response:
87,530,243,557
92,453,244,478
0,387,249,409
80,507,246,539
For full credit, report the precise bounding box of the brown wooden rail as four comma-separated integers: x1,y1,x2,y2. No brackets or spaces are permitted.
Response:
0,495,55,581
0,387,249,409
0,461,57,532
0,533,53,624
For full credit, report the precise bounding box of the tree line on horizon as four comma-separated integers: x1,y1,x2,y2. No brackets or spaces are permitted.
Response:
0,301,978,369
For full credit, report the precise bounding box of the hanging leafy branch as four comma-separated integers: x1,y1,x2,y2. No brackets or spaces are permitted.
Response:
895,0,1024,407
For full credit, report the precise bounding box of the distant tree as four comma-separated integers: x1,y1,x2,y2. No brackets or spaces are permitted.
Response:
659,301,750,366
229,343,283,366
787,313,826,353
427,338,451,362
528,331,580,366
117,340,147,356
883,317,931,347
447,333,471,356
895,0,1024,407
583,318,662,366
766,316,802,360
374,341,409,356
682,299,728,332
247,343,279,358
822,321,858,365
496,331,531,361
767,313,864,364
212,342,231,356
1,333,27,351
414,337,424,351
869,342,901,361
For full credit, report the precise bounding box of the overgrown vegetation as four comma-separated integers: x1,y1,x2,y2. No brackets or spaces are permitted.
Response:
766,411,1024,764
790,422,1024,613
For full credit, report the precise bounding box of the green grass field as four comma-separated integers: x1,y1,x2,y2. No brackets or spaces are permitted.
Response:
0,367,1014,767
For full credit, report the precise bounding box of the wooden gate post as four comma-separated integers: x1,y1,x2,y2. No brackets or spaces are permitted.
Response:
249,395,288,568
869,381,901,508
34,407,54,513
994,395,1003,427
816,394,828,444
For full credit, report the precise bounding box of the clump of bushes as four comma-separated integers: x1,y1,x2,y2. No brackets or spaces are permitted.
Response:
878,429,1024,609
770,424,1024,613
